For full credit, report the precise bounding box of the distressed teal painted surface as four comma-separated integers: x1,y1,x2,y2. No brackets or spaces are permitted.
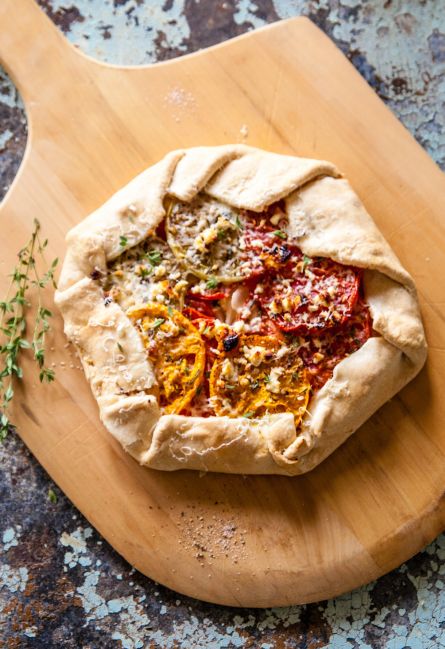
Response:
0,1,444,647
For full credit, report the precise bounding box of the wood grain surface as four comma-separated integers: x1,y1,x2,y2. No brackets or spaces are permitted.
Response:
0,0,444,608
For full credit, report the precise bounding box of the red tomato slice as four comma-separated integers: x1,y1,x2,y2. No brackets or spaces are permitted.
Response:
299,299,372,389
182,306,215,322
240,210,301,278
183,297,220,319
188,290,227,301
258,257,361,334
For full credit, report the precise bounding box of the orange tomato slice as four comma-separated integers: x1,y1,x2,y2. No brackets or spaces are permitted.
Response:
209,333,310,424
128,303,205,414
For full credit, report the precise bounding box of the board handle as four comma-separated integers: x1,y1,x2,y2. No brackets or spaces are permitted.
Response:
0,0,75,103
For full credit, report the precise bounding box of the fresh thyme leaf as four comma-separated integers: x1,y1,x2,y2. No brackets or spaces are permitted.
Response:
250,380,260,391
153,318,165,330
302,255,311,270
273,230,287,240
263,375,271,383
168,306,174,317
0,219,58,442
40,368,55,383
242,411,255,419
119,235,128,248
48,488,57,503
146,250,162,266
206,277,218,290
235,215,244,231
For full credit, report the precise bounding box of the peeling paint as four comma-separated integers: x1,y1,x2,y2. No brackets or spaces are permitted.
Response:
0,564,28,594
76,569,152,647
0,129,13,151
234,0,267,29
60,525,94,568
2,526,20,551
43,0,190,65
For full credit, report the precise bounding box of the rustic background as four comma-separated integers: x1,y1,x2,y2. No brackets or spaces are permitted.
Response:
1,1,444,647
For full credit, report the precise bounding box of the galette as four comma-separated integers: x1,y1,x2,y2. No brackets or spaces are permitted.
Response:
55,146,427,475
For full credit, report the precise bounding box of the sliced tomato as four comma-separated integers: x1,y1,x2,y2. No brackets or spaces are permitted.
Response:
240,210,301,277
209,333,311,423
186,278,230,303
184,296,221,319
182,306,215,322
127,303,205,414
258,257,361,334
166,196,261,283
188,289,228,301
298,299,372,390
181,317,226,417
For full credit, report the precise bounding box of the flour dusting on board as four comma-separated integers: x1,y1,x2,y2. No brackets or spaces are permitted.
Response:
239,124,249,141
164,87,197,123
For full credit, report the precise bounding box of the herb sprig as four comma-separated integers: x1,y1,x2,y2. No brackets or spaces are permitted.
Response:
153,317,165,330
0,219,58,441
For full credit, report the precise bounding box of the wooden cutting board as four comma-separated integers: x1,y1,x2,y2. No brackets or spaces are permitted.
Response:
1,0,444,608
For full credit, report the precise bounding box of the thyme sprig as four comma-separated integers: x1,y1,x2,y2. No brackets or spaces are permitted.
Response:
0,219,58,441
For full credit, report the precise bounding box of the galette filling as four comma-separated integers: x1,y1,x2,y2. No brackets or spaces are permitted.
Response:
102,195,373,421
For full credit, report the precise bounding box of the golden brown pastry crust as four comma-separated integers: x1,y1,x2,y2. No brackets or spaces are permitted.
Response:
55,145,427,475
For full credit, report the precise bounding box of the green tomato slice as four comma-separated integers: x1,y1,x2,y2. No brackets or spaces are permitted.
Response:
166,195,256,283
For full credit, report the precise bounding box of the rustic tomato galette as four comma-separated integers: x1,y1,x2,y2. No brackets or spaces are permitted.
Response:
55,146,427,475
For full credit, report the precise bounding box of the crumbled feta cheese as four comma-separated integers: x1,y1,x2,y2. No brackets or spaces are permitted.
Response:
243,345,267,367
270,299,281,315
153,265,166,279
175,280,189,293
266,367,284,394
276,345,290,359
232,320,246,333
240,305,252,320
282,297,292,312
215,216,234,232
221,358,234,379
